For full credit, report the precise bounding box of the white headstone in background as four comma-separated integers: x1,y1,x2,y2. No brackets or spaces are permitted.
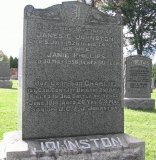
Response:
151,78,155,90
18,46,23,131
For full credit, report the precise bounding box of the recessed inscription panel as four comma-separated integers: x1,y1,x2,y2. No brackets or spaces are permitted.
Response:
125,56,152,98
22,2,123,139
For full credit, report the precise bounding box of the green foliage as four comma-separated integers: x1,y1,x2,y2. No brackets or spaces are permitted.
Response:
0,51,9,62
10,56,18,68
0,80,18,139
14,57,18,68
102,0,156,56
10,56,14,67
152,64,156,84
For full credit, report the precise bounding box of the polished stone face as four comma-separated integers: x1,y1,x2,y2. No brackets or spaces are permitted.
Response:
22,2,123,139
125,55,152,98
0,62,10,80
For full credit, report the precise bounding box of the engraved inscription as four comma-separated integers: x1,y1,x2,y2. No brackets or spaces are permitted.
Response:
28,25,120,66
23,2,123,139
27,79,121,112
125,57,151,98
33,136,123,154
72,4,81,22
26,23,121,112
25,21,121,112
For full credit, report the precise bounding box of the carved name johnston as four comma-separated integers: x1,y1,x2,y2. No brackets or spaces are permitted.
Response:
32,136,124,156
22,2,123,139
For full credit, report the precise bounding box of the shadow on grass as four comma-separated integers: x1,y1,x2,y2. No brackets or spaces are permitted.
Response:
11,88,18,90
0,88,18,90
125,107,156,113
140,109,156,113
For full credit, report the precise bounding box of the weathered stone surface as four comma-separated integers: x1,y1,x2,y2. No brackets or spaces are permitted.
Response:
124,98,155,110
22,1,123,139
124,55,155,110
124,55,152,98
0,62,10,80
0,131,145,160
0,80,12,88
0,62,12,88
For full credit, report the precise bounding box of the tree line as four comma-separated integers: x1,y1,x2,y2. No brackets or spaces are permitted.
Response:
152,64,156,85
78,0,156,57
0,51,18,68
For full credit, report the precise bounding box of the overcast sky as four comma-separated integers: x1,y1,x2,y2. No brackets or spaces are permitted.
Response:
0,0,73,58
0,0,155,63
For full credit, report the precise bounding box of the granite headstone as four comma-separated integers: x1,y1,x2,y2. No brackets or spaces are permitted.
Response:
0,2,145,160
22,1,124,139
0,62,10,80
0,62,12,88
124,55,155,110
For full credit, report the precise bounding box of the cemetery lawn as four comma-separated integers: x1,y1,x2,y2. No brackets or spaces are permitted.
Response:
0,81,156,160
125,92,156,160
0,80,18,139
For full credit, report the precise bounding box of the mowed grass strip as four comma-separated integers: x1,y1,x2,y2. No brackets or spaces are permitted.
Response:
125,92,156,160
0,80,18,139
0,80,156,159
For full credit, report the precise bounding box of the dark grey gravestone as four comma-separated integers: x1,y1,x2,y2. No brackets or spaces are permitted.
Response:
22,1,124,139
0,62,10,80
0,62,12,88
124,55,155,110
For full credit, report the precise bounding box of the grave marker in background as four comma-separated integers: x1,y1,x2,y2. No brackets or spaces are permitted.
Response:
0,62,10,80
124,55,155,110
0,62,12,88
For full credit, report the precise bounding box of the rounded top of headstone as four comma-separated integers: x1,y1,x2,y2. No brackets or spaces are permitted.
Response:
24,5,34,13
126,55,152,61
24,5,34,10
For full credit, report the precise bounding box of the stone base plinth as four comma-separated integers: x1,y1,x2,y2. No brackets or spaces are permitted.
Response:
10,75,18,80
0,80,12,88
124,98,155,110
0,131,145,160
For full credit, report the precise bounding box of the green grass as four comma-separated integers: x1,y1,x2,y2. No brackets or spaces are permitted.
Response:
125,92,156,160
0,80,18,138
0,81,156,160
